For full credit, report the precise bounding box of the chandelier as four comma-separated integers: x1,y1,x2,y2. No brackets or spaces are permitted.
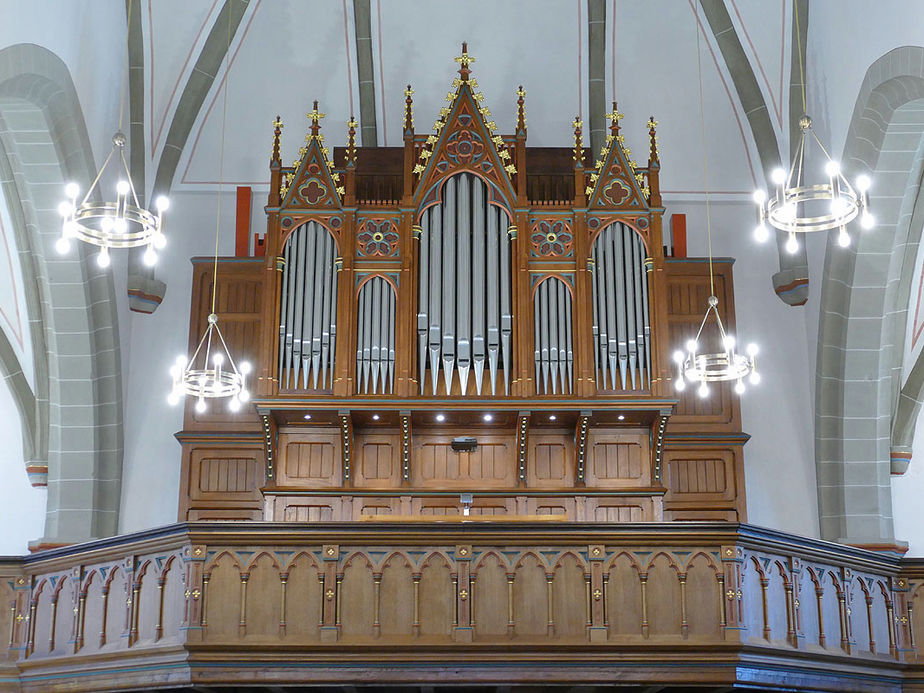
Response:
55,0,168,268
168,314,251,412
752,115,872,251
673,296,759,397
167,3,247,412
751,0,872,252
673,0,761,398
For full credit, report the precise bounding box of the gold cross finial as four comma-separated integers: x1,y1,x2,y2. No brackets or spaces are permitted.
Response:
516,86,526,98
307,100,325,137
647,116,658,130
273,116,283,129
454,42,475,80
607,101,624,137
404,85,414,98
572,116,583,130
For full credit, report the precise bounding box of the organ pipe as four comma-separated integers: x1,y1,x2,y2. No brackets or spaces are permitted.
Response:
416,173,513,396
533,277,574,395
356,277,396,394
591,222,651,391
277,222,338,390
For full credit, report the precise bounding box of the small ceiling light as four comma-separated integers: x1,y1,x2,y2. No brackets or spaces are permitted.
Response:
372,414,380,421
303,414,312,420
617,414,625,421
483,413,493,422
436,413,446,422
549,414,557,421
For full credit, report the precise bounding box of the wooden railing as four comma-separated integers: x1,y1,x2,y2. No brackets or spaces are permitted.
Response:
2,522,923,691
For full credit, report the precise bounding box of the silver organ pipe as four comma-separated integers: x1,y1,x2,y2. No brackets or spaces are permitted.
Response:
417,173,512,395
533,277,574,395
356,276,396,394
591,222,651,391
277,221,338,390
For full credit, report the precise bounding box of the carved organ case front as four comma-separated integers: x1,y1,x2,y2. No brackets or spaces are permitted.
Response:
176,47,749,525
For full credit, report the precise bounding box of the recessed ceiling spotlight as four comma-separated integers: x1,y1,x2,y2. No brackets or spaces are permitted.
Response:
436,413,446,422
372,414,380,421
303,414,312,420
549,414,557,421
483,413,493,422
617,414,625,421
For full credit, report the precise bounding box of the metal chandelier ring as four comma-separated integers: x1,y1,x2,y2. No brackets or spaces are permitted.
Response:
176,368,243,399
682,352,752,383
765,183,860,234
70,202,159,248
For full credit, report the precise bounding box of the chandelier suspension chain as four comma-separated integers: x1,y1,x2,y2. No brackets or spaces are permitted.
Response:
694,0,715,297
211,4,233,315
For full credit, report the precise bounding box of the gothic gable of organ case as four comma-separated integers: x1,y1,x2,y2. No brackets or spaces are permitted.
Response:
176,45,749,525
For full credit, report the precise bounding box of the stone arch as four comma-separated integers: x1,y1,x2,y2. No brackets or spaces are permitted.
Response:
0,43,124,543
815,46,924,544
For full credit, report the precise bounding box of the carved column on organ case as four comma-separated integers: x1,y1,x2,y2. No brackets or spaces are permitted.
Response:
7,572,29,655
893,575,914,661
397,210,416,397
588,544,607,642
181,544,207,643
720,544,745,642
453,545,473,642
320,544,339,642
512,211,531,397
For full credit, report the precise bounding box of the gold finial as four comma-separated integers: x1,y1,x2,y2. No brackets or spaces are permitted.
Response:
572,116,584,165
516,85,526,134
307,100,325,138
271,116,283,165
606,101,624,136
404,84,414,133
454,42,475,80
648,115,659,162
346,117,357,165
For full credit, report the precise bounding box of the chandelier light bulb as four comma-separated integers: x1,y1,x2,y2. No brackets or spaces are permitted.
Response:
686,339,698,353
753,189,767,204
856,175,871,192
57,201,73,217
830,196,850,216
824,160,840,177
64,182,80,199
175,354,188,367
155,196,170,212
754,222,769,243
723,335,736,351
746,343,758,357
143,247,157,266
771,168,787,185
838,229,851,247
674,377,686,392
97,248,111,268
861,212,875,230
735,380,745,395
698,382,709,398
195,398,207,413
113,217,127,234
213,352,225,367
239,388,250,403
786,234,799,254
240,361,252,375
116,180,130,196
436,413,446,422
228,397,241,412
750,371,761,386
153,232,167,250
100,217,114,233
673,350,684,364
55,237,71,255
166,391,180,406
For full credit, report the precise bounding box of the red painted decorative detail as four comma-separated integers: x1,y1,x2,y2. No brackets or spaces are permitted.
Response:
530,219,574,257
357,219,400,257
602,180,630,206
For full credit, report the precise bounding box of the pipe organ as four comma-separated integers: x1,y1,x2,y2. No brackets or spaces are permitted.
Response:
278,221,338,390
417,173,513,396
177,46,749,528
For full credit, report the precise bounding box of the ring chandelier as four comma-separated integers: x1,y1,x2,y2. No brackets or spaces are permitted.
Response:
57,132,168,268
752,0,872,252
55,0,168,269
672,0,761,398
673,296,759,397
169,314,251,412
752,114,872,251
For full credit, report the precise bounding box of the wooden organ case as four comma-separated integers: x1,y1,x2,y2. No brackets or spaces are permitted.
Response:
177,48,749,525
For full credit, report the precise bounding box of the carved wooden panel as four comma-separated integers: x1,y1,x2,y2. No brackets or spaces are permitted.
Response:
353,432,400,486
276,429,341,487
663,450,736,502
584,429,650,487
183,446,264,522
412,433,514,487
528,432,573,487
